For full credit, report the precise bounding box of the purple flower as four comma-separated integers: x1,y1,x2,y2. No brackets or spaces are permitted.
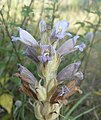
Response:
57,35,79,56
37,45,54,63
50,20,72,40
57,61,81,81
11,20,85,64
25,45,54,63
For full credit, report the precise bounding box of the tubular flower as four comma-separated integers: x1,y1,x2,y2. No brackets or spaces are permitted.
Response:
12,27,38,47
12,19,86,120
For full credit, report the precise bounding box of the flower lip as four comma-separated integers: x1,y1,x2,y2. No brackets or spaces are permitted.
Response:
74,43,86,52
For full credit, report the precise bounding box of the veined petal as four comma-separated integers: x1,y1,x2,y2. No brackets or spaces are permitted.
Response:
57,61,81,81
57,35,79,56
75,43,86,52
18,27,38,46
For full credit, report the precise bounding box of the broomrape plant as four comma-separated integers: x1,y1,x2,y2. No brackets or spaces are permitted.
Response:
12,20,86,120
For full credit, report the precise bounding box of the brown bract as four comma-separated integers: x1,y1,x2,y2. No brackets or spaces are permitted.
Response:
14,73,38,100
50,79,82,105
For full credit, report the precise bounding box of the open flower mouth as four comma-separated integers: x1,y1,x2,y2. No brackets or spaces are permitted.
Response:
44,52,50,56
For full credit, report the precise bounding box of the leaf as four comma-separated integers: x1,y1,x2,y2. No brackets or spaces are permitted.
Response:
0,74,9,85
0,93,13,114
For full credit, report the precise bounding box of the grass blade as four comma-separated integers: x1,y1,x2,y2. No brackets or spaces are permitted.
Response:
72,107,95,120
63,92,91,120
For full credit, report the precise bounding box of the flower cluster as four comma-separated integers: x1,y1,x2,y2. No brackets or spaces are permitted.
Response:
12,20,85,120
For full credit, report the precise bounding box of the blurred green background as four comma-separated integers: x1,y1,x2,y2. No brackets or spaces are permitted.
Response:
0,0,101,120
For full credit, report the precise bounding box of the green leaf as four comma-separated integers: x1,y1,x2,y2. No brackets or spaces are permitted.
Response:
0,93,13,114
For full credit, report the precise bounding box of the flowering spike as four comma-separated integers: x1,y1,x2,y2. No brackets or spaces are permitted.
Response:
12,19,85,120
